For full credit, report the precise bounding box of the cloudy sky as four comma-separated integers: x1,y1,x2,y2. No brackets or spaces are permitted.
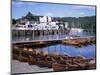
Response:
12,1,96,19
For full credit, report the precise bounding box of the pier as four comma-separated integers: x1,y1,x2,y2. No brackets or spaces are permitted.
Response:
11,27,96,74
12,14,96,73
11,3,96,74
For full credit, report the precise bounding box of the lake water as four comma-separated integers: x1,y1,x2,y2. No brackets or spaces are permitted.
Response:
41,44,96,59
12,30,95,42
12,30,96,59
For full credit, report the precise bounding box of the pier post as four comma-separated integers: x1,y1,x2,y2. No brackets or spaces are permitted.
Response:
18,30,20,41
32,30,34,40
52,30,53,39
54,30,57,39
40,30,43,40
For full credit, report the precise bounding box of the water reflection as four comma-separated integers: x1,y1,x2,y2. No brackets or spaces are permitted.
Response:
12,30,96,59
41,44,96,59
12,31,95,42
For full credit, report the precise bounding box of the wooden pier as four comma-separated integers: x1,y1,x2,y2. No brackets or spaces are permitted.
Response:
12,37,96,48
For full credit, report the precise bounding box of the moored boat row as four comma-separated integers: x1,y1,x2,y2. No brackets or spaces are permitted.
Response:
12,45,96,71
62,38,96,47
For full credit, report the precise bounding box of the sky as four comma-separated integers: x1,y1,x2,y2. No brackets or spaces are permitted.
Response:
12,1,96,19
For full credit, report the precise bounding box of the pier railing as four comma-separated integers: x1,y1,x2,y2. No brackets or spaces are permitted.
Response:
12,28,95,43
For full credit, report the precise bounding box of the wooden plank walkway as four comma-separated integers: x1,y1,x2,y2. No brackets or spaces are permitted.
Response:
12,36,95,45
12,39,63,44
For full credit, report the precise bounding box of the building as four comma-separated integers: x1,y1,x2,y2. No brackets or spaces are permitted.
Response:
39,16,52,23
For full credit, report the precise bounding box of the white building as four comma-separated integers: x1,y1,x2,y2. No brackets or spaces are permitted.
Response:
39,16,52,23
13,16,69,31
40,16,47,23
65,22,69,28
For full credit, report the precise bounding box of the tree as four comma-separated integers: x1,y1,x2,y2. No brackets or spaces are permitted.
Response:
12,19,16,25
25,12,34,21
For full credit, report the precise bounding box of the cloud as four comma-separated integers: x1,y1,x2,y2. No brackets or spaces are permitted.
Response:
45,12,54,16
74,5,95,10
78,12,85,15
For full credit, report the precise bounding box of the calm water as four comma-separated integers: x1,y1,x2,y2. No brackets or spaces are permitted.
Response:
41,44,96,59
12,31,95,42
12,31,96,59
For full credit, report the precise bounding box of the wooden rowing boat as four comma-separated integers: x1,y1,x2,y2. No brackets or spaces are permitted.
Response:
52,63,67,71
12,53,19,60
18,50,30,62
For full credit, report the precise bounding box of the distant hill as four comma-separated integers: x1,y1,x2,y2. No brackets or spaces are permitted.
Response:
12,12,96,30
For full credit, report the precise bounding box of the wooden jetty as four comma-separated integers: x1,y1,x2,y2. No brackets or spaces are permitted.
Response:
12,37,96,71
